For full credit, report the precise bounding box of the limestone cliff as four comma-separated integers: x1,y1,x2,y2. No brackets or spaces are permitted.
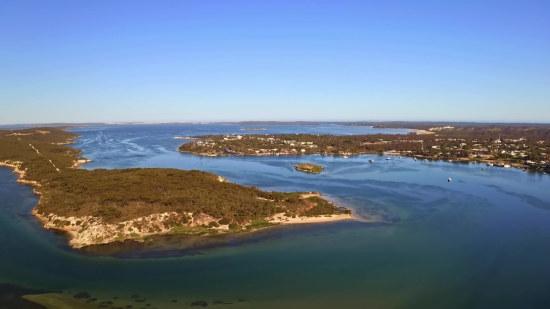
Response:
33,211,226,248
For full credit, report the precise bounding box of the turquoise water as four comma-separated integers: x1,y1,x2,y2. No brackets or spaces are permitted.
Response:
1,124,550,308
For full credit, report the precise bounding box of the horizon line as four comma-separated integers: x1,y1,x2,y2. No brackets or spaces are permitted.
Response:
2,120,550,127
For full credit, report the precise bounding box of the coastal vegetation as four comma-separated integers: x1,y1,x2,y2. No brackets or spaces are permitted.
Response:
0,128,349,247
294,163,324,174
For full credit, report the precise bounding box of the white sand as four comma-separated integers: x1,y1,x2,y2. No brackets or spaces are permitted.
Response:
414,129,435,134
269,213,354,225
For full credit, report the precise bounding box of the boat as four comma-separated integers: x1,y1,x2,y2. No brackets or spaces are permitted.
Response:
424,159,428,162
448,178,452,182
343,155,348,159
385,157,391,160
369,159,374,163
448,160,452,163
414,157,417,161
504,165,510,168
487,163,493,167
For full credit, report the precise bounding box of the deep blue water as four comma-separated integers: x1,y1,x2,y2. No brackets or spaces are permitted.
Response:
1,124,549,309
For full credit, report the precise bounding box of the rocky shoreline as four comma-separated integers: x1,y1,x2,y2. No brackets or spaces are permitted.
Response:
0,160,41,187
2,159,234,248
32,210,223,248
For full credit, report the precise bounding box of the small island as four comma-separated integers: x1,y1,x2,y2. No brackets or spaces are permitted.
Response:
294,163,324,174
0,128,352,248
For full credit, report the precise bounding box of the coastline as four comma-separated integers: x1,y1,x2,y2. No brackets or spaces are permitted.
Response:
0,135,98,247
2,133,356,249
181,150,544,172
180,149,379,157
271,213,353,225
0,160,41,187
30,207,355,249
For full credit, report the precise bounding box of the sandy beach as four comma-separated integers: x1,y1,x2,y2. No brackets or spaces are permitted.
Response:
414,129,435,134
269,212,354,225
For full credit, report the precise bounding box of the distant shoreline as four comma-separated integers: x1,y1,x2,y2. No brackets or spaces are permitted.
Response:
414,129,435,134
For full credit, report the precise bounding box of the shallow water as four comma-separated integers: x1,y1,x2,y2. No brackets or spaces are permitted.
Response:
1,124,550,308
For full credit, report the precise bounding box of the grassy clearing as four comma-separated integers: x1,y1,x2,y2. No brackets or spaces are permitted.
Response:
245,219,277,231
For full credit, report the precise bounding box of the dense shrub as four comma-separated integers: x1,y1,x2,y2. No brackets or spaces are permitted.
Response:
228,223,240,230
218,218,230,225
0,127,349,225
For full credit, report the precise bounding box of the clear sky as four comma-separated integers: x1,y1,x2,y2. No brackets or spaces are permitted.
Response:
1,0,549,124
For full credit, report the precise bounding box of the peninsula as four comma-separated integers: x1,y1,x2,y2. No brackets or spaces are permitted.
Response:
0,128,352,248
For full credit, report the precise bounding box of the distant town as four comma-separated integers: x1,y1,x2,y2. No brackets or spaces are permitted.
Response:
178,126,550,172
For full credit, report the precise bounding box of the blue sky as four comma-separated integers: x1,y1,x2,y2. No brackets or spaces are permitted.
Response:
1,0,549,124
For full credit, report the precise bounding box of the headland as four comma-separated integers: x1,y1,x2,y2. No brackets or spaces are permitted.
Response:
0,128,353,248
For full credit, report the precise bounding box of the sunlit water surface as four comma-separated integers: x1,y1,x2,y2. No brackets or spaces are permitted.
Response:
1,124,549,309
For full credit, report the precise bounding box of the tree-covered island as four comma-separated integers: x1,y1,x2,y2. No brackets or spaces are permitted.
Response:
294,163,324,174
0,128,352,248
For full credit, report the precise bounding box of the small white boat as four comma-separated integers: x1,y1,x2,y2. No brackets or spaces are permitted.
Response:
504,165,510,168
448,178,452,182
543,172,547,175
343,156,348,159
487,163,493,167
369,159,374,163
385,157,391,160
448,160,453,163
414,158,417,161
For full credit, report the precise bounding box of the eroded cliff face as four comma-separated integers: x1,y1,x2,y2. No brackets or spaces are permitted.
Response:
71,158,92,168
33,211,226,248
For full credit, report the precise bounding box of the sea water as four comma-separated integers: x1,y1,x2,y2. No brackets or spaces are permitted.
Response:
1,124,549,308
